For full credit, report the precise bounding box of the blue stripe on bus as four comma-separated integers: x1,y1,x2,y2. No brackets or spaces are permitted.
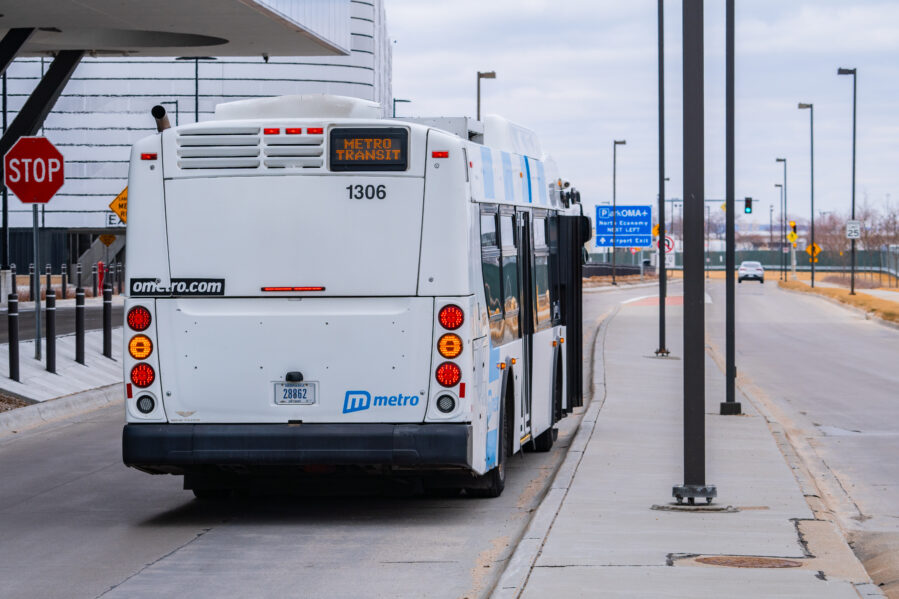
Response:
501,152,515,202
523,156,532,203
481,146,495,199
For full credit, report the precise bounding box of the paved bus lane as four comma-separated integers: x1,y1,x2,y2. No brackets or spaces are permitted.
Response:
0,282,658,599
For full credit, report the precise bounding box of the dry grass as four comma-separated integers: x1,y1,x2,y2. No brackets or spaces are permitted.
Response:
779,280,899,324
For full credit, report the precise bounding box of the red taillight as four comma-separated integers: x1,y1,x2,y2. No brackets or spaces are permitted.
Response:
130,363,155,388
264,128,280,135
438,305,464,330
435,362,461,387
140,153,157,160
432,151,449,158
286,128,302,134
127,306,152,331
307,127,324,135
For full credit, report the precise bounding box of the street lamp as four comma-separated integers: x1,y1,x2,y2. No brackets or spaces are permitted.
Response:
775,183,783,279
612,139,626,285
769,204,774,248
176,56,217,123
392,98,411,118
476,71,496,121
776,157,787,279
838,67,858,295
798,103,815,287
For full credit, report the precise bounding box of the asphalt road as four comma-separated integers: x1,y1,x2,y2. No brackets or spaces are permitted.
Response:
705,279,899,591
0,305,124,343
0,283,657,599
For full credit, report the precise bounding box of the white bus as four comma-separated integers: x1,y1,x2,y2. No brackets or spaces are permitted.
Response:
121,95,591,498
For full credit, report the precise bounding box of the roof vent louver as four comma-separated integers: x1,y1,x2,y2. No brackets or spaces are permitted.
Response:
177,126,261,170
263,133,324,169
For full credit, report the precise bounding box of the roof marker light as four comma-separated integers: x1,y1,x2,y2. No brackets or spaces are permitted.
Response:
307,127,324,135
261,286,326,292
140,153,157,160
286,128,302,134
264,128,280,135
432,151,449,158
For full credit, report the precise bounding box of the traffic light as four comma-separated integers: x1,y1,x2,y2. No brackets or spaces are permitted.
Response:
743,197,752,214
790,220,797,234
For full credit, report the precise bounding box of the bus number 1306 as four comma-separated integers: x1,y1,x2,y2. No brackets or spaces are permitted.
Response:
346,184,387,200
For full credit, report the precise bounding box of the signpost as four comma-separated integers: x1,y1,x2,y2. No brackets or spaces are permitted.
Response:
4,137,65,360
595,205,652,247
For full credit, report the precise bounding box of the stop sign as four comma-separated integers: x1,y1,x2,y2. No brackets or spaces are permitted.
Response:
4,136,65,204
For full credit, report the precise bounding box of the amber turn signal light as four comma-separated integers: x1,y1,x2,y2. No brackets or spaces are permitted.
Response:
128,335,153,360
437,333,463,359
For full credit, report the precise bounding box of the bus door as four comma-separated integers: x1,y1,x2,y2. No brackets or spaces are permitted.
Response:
516,210,534,440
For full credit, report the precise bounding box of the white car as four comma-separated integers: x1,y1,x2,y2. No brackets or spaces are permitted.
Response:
738,261,764,283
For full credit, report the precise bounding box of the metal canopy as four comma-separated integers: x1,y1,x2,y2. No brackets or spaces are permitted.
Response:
0,0,350,57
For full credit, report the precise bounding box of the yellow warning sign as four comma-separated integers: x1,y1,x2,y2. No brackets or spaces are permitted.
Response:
805,242,821,257
109,187,127,223
99,234,116,247
787,231,798,243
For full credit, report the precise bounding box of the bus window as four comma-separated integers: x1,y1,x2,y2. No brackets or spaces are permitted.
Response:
546,216,562,325
500,214,516,249
534,255,551,329
502,255,520,342
533,218,547,248
481,210,504,343
480,214,497,247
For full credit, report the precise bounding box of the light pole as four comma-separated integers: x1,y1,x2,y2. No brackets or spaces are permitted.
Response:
769,204,774,248
176,56,216,123
776,157,787,279
656,0,669,356
705,204,710,279
775,183,783,279
476,71,496,121
798,102,815,287
392,98,410,118
838,67,857,295
612,139,626,285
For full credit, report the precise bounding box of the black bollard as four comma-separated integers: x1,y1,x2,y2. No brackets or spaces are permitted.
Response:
29,263,34,301
103,285,112,358
61,263,67,300
76,263,82,289
8,294,19,382
92,264,98,298
117,263,123,295
10,264,16,296
75,287,85,365
45,264,52,299
46,290,56,373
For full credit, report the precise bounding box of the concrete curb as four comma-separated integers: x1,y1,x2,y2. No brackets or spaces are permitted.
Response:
490,307,617,599
583,278,681,294
777,283,899,332
0,383,122,438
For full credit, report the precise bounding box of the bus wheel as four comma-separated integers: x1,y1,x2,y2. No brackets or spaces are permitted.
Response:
467,384,511,498
532,426,555,452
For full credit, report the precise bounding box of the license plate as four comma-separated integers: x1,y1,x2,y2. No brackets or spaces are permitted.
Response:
274,382,316,405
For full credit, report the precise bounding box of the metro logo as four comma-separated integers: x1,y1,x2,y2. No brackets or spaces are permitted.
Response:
343,390,420,414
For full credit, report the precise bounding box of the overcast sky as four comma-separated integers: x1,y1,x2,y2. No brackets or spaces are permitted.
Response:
387,0,899,226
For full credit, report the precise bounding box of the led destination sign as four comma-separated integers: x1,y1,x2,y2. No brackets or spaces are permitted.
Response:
329,127,408,171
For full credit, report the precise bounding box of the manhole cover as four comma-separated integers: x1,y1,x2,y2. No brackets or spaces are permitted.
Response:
696,556,802,569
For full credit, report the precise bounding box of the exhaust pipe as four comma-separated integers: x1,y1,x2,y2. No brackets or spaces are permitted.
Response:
151,105,170,132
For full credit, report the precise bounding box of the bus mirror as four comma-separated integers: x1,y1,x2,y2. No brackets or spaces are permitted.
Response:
579,216,592,244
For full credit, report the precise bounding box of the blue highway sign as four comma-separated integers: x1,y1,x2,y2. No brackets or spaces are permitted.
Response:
595,205,652,247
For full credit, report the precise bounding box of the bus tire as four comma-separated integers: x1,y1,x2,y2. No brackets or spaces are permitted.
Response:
467,376,512,498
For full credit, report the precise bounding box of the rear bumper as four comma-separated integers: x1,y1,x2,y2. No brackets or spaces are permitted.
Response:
123,423,472,473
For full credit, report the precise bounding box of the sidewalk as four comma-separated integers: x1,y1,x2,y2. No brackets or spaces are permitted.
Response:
1,328,123,402
495,300,882,597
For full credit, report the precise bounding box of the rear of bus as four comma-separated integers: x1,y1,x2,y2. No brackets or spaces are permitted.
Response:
121,96,485,487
